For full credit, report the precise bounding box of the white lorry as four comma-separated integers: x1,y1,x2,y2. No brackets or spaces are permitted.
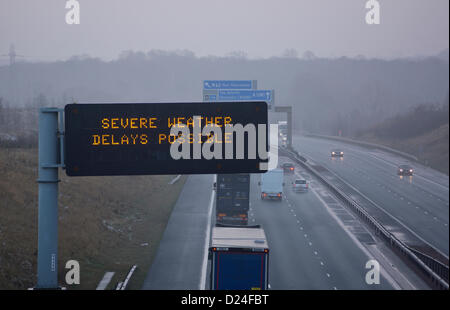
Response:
259,169,284,201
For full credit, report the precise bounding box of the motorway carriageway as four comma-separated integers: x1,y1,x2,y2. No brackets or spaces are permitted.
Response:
292,135,449,257
143,157,430,289
246,159,426,289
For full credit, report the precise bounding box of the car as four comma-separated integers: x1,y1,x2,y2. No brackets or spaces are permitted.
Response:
331,149,344,157
398,164,413,176
292,179,308,192
282,162,295,173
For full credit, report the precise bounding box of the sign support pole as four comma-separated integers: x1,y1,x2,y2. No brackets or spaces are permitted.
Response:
274,106,292,148
36,107,61,288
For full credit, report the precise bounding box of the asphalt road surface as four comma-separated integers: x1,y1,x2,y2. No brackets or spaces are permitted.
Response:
292,135,449,257
247,169,395,290
142,174,214,290
143,162,430,289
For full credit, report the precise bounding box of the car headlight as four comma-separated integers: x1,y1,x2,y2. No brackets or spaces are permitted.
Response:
409,169,413,172
399,169,403,172
332,152,335,154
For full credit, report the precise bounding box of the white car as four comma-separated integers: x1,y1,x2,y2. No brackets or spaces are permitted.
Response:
292,179,308,192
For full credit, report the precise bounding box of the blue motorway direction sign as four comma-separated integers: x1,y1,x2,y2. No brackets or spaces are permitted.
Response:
203,80,255,89
203,94,217,101
218,90,272,101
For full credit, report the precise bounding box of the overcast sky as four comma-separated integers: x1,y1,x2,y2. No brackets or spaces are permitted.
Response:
0,0,448,63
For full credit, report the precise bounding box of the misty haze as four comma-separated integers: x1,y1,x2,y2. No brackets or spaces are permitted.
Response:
0,0,448,295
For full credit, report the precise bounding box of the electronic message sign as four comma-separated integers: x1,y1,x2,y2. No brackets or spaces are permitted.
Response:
64,102,268,176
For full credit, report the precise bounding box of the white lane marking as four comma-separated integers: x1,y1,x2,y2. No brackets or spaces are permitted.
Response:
320,166,449,260
200,175,216,290
309,184,402,290
320,261,324,266
333,143,446,198
331,142,449,196
96,272,115,290
291,150,428,288
168,175,182,185
326,273,331,278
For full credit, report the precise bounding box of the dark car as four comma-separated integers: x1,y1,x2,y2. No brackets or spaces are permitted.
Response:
282,162,295,173
398,165,413,176
331,149,344,157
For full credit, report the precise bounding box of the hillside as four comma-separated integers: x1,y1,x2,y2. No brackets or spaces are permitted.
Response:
357,102,449,175
0,147,186,289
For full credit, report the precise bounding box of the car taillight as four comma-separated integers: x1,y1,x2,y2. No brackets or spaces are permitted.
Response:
239,214,246,218
277,193,281,197
218,213,226,217
263,193,267,197
290,167,294,170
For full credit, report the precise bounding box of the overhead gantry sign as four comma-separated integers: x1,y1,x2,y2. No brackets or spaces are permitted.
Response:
64,102,269,176
37,101,268,288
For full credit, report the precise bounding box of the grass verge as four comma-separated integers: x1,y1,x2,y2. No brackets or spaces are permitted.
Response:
0,147,186,289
